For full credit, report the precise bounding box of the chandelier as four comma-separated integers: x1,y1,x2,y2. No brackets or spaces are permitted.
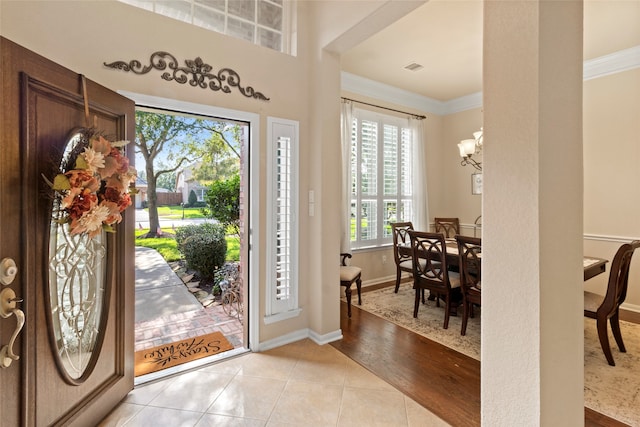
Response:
458,128,483,171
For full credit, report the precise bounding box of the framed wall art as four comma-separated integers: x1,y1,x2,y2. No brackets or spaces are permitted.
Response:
472,173,483,195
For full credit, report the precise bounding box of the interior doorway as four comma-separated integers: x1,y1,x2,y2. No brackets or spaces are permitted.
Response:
130,102,252,382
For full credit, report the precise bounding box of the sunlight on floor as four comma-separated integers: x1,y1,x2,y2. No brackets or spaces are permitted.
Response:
99,339,450,426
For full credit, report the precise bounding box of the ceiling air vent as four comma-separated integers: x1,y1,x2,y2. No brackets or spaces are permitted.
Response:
404,62,424,71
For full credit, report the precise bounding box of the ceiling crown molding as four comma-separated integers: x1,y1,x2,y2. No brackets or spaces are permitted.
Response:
341,72,448,115
442,92,483,115
583,45,640,81
342,45,640,116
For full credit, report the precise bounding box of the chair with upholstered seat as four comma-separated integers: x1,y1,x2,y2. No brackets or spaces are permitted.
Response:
456,235,482,336
391,222,414,293
340,253,362,318
584,240,640,366
409,231,461,328
434,217,460,238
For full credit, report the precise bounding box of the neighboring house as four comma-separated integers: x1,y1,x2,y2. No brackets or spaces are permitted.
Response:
175,162,208,204
134,176,147,209
135,176,178,208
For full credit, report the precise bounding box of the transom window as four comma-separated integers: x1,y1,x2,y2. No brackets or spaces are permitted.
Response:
350,109,413,249
119,0,294,54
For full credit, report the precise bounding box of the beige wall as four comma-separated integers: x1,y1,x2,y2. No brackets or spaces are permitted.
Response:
1,0,428,346
440,108,483,229
583,67,640,310
0,0,336,345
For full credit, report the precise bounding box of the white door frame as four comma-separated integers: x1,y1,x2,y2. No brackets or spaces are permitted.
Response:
118,91,260,352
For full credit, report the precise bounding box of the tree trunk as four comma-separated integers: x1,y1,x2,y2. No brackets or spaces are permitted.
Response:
145,164,161,237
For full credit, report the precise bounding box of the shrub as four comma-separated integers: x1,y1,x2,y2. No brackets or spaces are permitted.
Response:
204,174,240,236
175,223,221,248
188,189,198,207
212,262,240,296
177,223,227,279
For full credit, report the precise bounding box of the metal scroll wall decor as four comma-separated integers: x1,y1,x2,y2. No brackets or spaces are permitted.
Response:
104,51,270,101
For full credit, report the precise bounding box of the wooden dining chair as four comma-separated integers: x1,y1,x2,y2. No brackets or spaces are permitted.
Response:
391,222,414,293
340,253,362,318
434,217,460,238
456,235,482,336
584,240,640,366
409,231,461,328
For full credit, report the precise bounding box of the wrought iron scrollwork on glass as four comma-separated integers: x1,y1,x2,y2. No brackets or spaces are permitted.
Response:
104,51,270,101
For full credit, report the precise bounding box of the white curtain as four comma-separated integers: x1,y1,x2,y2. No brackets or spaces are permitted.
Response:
340,100,354,253
410,117,429,231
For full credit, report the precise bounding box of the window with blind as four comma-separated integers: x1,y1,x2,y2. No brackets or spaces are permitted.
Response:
119,0,295,54
265,117,300,322
351,109,413,249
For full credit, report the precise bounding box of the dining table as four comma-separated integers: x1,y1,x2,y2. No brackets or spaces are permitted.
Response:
399,239,609,282
398,237,608,318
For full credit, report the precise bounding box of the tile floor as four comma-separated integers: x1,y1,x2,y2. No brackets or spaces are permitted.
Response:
100,338,450,427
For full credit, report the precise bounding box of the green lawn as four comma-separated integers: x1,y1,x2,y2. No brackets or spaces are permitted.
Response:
148,205,207,219
136,206,239,262
135,229,182,261
135,228,239,262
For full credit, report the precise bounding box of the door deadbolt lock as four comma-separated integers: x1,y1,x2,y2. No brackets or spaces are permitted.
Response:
0,258,17,286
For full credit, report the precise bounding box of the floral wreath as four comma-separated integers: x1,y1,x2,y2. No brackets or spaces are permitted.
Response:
45,128,137,238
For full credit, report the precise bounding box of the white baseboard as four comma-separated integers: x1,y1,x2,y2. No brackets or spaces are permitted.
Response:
255,327,343,352
362,274,398,288
309,328,343,345
622,302,640,314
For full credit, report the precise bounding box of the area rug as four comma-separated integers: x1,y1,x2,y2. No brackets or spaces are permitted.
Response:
134,331,234,376
356,286,481,359
356,285,640,426
584,320,640,426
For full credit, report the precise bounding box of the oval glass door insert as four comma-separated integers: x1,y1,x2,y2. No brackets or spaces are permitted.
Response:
48,129,109,382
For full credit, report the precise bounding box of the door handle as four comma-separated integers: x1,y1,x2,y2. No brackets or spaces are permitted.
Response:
0,287,24,368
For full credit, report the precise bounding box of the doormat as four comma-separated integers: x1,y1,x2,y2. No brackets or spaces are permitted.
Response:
134,331,234,376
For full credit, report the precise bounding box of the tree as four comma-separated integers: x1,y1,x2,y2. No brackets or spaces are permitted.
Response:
204,174,240,237
192,121,242,185
135,111,196,237
188,189,198,207
155,167,177,191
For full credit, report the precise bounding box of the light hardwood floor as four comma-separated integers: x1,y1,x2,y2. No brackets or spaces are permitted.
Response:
331,284,632,427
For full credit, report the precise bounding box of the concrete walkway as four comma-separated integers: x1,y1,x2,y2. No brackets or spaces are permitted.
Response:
134,247,202,323
133,246,244,353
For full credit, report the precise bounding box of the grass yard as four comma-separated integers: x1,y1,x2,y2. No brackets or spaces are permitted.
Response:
135,228,239,262
150,205,207,220
135,229,182,261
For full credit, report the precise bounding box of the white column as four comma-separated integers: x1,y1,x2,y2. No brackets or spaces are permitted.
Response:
482,1,584,425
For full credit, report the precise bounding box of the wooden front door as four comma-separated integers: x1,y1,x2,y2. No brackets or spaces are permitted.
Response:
0,37,135,426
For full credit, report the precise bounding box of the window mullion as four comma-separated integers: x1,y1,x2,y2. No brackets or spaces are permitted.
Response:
376,120,384,247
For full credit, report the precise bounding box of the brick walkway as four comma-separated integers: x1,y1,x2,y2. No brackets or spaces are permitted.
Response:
134,302,244,352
